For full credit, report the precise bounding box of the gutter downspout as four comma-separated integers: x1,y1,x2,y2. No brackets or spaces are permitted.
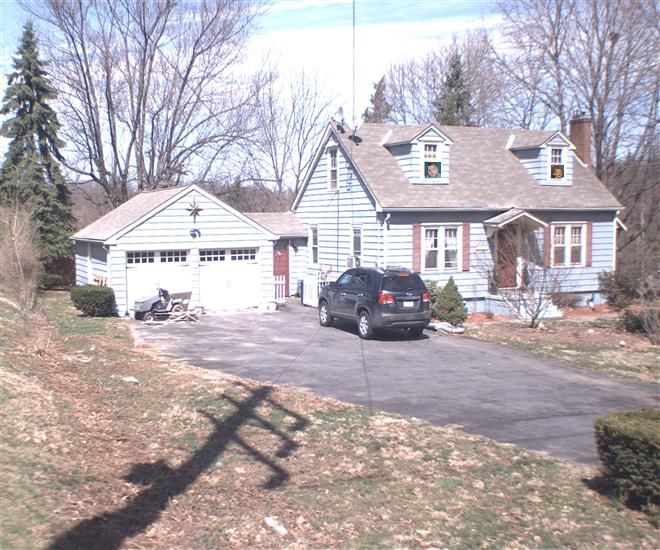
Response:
384,213,391,268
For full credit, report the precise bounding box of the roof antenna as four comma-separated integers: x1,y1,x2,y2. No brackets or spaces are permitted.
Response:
348,0,361,145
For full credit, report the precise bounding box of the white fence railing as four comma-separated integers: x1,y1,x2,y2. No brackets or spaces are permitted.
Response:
302,272,335,307
274,275,286,305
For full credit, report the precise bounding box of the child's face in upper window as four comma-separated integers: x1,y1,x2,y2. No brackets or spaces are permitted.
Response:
427,163,438,177
552,165,563,178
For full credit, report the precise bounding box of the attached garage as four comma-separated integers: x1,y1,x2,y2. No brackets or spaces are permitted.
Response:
125,249,193,312
198,247,261,310
72,185,278,316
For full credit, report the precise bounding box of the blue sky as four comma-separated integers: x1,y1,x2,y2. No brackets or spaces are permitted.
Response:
1,0,498,151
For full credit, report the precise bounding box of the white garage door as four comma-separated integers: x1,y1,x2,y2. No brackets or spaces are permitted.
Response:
199,248,260,311
126,250,192,310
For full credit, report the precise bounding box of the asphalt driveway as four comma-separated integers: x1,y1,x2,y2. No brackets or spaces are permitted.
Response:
131,300,658,466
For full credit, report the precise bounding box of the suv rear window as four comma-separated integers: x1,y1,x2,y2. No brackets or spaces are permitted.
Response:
381,273,426,292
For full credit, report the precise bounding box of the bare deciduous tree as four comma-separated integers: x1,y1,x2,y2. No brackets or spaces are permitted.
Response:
494,0,576,132
386,31,503,127
23,0,265,207
495,0,659,273
0,204,42,309
475,225,569,328
237,69,334,209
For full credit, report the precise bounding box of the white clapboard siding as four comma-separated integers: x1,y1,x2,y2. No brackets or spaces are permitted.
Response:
295,138,382,273
288,238,308,296
515,147,574,186
81,187,276,315
389,136,451,185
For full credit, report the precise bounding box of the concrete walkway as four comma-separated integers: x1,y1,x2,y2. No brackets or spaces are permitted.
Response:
131,300,658,466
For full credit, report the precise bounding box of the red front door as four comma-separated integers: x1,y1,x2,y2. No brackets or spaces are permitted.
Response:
496,226,519,288
273,240,290,297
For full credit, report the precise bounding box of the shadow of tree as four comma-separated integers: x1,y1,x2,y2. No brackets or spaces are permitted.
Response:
49,383,308,550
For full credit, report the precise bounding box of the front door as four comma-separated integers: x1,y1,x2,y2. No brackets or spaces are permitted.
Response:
496,226,519,288
273,240,290,297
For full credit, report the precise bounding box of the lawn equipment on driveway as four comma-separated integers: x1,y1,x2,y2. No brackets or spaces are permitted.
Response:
134,288,192,321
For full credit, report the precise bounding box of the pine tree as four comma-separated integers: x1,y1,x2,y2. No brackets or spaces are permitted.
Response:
0,23,74,267
362,76,392,123
433,53,473,126
435,276,468,326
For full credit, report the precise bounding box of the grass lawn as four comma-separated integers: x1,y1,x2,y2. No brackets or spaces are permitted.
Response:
1,291,657,548
466,316,659,384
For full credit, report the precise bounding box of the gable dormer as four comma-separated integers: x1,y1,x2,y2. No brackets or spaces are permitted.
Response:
384,124,453,185
510,131,575,186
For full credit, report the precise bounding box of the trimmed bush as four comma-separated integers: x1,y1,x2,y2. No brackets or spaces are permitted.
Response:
594,408,660,508
550,291,582,309
424,280,440,317
598,270,640,310
38,272,65,289
434,277,468,326
70,285,116,317
620,308,645,333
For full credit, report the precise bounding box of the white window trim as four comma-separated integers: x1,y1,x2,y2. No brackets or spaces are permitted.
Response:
327,147,338,191
351,225,362,261
546,145,569,185
310,226,319,265
551,222,586,268
421,224,462,273
420,140,442,179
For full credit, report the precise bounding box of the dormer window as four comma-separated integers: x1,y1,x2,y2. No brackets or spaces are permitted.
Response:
550,148,564,180
422,143,442,180
327,148,338,190
423,143,441,179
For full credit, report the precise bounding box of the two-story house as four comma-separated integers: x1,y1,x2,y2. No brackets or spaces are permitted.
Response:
293,116,625,315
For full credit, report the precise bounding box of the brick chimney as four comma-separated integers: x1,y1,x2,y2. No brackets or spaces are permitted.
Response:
569,112,592,167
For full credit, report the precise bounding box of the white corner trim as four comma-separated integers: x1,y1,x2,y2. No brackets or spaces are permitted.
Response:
505,134,515,150
571,149,587,168
379,129,393,146
614,216,628,231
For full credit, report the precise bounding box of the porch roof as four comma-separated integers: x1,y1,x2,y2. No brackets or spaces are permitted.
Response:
483,208,547,237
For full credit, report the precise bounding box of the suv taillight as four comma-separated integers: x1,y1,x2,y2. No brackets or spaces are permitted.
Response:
378,291,395,304
422,291,430,303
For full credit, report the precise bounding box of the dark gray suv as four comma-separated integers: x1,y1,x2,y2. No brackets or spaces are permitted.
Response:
318,267,431,339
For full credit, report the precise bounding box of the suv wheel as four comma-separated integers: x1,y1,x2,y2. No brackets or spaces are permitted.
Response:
319,300,333,327
357,310,374,339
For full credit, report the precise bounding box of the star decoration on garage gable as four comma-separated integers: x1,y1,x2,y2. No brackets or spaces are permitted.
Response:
186,199,203,222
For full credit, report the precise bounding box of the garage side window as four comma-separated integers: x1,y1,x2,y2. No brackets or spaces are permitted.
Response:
200,249,226,262
160,250,187,263
231,248,256,261
127,251,154,264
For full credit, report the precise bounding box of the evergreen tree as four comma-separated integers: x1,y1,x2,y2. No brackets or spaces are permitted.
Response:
433,53,473,126
362,76,392,123
0,23,74,267
435,276,468,326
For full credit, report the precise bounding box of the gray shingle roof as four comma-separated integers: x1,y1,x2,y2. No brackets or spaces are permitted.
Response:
335,124,621,210
508,130,556,149
72,186,187,241
243,212,307,237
